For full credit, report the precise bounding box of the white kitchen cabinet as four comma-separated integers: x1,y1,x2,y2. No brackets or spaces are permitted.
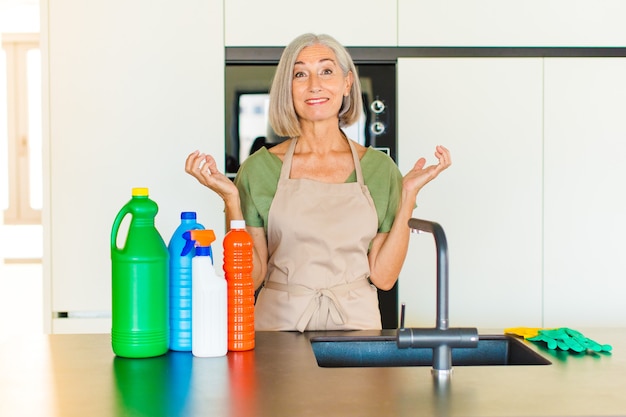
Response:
225,0,397,47
543,58,626,327
399,0,626,47
42,0,226,333
396,58,544,328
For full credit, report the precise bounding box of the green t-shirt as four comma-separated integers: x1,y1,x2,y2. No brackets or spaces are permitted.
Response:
234,146,403,233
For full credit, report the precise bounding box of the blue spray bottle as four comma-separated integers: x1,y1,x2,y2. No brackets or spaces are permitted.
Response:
167,212,204,351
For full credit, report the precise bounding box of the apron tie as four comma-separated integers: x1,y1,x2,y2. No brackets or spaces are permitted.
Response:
265,279,372,332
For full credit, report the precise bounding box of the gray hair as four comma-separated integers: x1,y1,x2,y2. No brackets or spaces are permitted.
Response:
268,33,363,138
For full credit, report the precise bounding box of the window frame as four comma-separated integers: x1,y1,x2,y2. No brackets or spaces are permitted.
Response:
1,33,40,225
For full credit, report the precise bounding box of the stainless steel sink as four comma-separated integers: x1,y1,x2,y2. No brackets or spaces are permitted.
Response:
310,334,551,367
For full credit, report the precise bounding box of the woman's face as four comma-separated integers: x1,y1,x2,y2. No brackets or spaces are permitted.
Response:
291,44,352,126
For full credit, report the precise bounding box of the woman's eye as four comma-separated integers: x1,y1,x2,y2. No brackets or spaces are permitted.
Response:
294,71,306,78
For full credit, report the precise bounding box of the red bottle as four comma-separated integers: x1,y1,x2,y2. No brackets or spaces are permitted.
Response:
223,220,255,351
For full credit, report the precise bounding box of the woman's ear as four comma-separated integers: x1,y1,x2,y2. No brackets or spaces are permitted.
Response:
344,71,354,96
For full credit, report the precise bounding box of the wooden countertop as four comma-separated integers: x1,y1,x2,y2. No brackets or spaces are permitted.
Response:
0,329,625,417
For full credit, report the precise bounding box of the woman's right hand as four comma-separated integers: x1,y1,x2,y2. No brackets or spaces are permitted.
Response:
185,150,239,202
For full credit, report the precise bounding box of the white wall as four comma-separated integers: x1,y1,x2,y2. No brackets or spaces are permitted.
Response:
399,0,626,47
224,0,397,46
397,56,626,329
223,0,626,48
543,58,626,327
397,58,544,328
42,0,225,333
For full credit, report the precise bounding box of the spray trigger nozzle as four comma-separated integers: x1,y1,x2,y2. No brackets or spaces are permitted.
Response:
181,229,216,262
181,231,195,256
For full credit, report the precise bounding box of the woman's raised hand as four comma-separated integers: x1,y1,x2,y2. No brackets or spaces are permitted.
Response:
402,145,452,196
185,150,239,201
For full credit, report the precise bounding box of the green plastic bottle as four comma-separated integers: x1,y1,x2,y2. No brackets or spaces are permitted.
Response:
111,187,169,358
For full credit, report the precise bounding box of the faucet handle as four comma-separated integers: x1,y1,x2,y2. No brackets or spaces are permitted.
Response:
397,327,479,349
400,302,406,329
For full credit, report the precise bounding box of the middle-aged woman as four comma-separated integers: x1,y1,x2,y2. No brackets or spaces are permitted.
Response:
185,33,451,332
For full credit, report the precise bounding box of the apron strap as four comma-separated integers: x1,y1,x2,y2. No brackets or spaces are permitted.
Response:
264,278,372,332
346,138,365,185
279,138,298,181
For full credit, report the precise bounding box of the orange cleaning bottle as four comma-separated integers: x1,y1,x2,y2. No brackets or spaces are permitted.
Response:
223,220,255,351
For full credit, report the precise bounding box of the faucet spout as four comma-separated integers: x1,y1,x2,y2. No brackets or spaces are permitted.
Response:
397,218,479,378
407,218,449,331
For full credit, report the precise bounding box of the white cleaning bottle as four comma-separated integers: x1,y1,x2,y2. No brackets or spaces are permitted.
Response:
184,229,227,357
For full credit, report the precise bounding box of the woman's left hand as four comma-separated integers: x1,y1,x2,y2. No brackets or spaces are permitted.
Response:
402,145,451,196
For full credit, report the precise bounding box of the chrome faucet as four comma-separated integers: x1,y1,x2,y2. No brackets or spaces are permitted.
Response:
397,218,479,379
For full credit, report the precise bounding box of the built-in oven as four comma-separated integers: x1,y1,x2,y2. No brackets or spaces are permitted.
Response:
225,49,398,328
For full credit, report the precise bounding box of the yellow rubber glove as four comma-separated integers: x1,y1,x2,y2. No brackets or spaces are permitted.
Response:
504,327,549,339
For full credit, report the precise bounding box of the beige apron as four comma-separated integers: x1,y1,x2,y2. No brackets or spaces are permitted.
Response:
255,137,382,332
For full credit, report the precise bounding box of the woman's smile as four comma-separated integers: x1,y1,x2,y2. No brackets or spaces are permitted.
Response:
304,97,329,105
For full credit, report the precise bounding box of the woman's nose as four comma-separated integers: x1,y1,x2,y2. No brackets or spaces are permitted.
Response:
308,74,322,92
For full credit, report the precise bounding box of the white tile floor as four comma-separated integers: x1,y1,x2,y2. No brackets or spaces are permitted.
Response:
0,225,44,340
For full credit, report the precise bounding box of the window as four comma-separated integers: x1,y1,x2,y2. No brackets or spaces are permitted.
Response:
1,33,41,224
